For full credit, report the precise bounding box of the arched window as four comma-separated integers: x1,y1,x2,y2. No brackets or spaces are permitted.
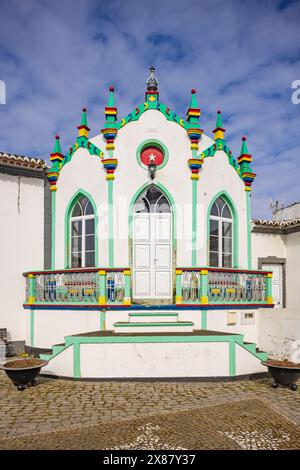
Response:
134,185,171,214
70,195,95,268
209,197,233,268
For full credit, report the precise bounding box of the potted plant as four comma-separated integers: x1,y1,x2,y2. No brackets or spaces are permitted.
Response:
2,358,48,391
262,359,300,391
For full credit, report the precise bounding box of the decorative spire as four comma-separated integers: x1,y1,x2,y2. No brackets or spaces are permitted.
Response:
77,108,90,139
50,135,64,162
145,66,159,102
101,86,118,180
48,134,64,192
213,110,226,141
186,89,203,180
146,66,158,92
238,137,256,191
186,89,201,122
104,86,118,122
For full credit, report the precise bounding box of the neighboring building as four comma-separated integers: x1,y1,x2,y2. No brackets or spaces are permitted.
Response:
0,152,49,348
2,68,298,379
273,201,300,222
252,217,300,309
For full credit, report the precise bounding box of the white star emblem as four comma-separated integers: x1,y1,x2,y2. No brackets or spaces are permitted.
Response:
149,153,156,162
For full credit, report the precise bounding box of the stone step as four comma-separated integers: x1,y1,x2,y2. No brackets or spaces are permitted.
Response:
128,312,179,323
113,321,194,334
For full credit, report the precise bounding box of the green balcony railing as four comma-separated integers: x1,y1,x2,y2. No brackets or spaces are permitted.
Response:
175,267,273,306
24,266,273,307
24,267,131,306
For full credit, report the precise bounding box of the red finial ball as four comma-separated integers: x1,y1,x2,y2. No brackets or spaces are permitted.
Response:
191,89,196,94
217,110,221,114
109,86,114,92
242,136,247,141
83,107,87,112
55,134,59,139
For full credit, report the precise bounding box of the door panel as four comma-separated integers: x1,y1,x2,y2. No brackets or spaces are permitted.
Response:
155,244,171,269
134,217,150,241
133,212,172,300
155,216,171,241
155,271,171,296
134,244,150,269
134,271,151,297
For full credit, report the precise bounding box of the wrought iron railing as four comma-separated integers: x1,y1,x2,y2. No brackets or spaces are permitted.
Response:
182,271,200,302
24,266,273,307
176,267,273,305
208,270,266,303
24,268,130,306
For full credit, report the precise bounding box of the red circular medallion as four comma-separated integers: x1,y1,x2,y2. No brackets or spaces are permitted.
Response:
140,146,164,167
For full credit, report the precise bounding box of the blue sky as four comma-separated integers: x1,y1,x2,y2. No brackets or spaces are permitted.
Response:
0,0,300,218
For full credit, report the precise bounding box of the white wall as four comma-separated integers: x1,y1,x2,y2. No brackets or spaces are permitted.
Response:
257,308,300,362
80,341,229,378
55,109,249,270
0,173,44,341
285,231,300,308
251,231,286,269
31,309,101,349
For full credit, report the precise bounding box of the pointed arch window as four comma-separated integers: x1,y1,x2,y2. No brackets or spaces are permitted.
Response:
209,197,233,268
134,185,171,214
70,195,95,268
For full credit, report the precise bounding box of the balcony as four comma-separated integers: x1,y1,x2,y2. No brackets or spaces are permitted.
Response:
176,267,273,307
23,266,273,309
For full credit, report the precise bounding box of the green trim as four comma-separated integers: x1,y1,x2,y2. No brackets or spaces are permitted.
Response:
192,179,198,266
117,101,189,131
64,188,99,269
100,310,106,331
201,310,207,329
246,191,252,269
128,182,177,248
136,139,169,170
206,191,239,268
108,179,114,267
73,343,81,378
114,322,194,327
229,339,236,377
51,191,56,269
129,313,178,317
30,309,35,347
66,333,243,346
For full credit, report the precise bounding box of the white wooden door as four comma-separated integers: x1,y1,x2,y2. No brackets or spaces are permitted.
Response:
262,263,283,308
133,213,172,299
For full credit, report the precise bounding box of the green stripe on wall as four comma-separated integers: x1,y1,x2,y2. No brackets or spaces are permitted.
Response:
108,179,114,267
51,191,56,269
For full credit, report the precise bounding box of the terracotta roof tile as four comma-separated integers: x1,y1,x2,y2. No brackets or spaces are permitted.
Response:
0,152,47,170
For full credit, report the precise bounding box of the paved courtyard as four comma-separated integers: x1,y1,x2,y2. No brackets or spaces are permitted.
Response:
0,371,300,449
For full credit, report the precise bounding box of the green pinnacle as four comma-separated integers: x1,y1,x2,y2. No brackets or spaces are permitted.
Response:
240,136,249,155
53,135,62,154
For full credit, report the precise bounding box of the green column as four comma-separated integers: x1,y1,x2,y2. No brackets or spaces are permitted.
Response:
123,269,131,305
30,309,35,347
201,310,207,329
246,189,252,269
98,270,106,305
229,339,236,377
73,343,81,379
175,269,183,304
108,179,114,267
192,179,197,266
200,269,208,304
266,272,273,304
100,310,106,331
51,190,56,269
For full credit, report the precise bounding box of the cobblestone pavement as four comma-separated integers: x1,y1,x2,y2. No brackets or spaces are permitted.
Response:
0,371,299,449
